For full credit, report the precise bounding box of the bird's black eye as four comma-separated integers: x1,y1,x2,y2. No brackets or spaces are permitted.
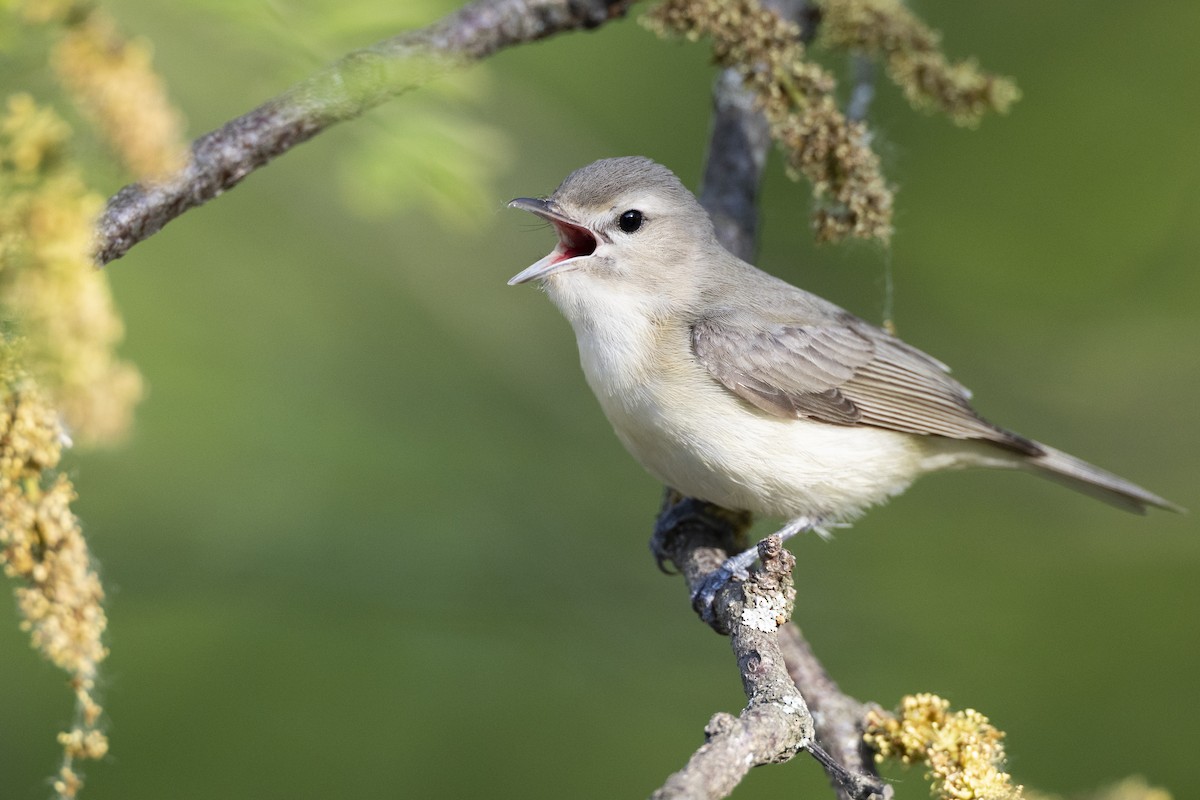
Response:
618,209,643,233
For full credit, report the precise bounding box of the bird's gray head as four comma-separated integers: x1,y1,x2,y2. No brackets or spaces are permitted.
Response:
507,157,718,306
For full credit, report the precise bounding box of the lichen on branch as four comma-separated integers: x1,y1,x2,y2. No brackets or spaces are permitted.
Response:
864,692,1022,800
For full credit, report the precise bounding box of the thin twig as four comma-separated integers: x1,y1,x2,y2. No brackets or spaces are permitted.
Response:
779,625,891,800
93,0,633,265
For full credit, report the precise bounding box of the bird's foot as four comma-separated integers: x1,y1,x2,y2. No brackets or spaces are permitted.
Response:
690,561,748,624
650,492,750,574
690,516,822,625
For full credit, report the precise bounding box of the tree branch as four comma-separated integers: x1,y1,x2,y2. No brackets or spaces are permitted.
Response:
650,499,813,800
699,69,771,263
93,0,633,265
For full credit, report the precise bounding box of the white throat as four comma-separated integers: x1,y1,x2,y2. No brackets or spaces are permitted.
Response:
543,272,670,400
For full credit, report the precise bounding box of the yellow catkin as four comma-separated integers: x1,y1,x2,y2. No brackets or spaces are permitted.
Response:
0,93,144,445
865,693,1022,800
644,0,893,243
819,0,1020,127
51,11,187,178
0,342,108,800
644,0,1021,238
23,1,189,179
17,0,79,24
1088,778,1174,800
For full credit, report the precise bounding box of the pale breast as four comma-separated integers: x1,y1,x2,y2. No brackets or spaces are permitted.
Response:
548,275,937,520
573,318,927,520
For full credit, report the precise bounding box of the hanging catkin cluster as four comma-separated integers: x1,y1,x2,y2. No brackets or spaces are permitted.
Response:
644,0,1019,243
645,0,894,243
2,4,186,796
24,0,188,179
819,0,1020,127
0,344,109,799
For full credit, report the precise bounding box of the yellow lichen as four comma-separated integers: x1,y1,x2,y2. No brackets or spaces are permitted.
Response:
0,341,108,800
819,0,1020,127
865,693,1022,800
644,0,893,243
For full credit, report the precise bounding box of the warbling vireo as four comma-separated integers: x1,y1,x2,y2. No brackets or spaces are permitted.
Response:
507,157,1177,543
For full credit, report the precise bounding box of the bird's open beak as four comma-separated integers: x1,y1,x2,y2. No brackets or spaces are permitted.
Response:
507,197,599,285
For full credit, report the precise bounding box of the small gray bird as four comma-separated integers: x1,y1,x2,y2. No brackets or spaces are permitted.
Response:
508,157,1177,539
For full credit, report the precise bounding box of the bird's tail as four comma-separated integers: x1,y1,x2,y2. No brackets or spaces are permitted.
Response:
1027,443,1183,514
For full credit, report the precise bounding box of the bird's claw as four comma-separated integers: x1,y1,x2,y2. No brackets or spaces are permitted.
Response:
651,495,746,574
689,561,751,625
690,523,814,628
690,566,734,625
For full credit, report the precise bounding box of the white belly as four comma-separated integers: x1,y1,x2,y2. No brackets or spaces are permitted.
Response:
597,370,931,520
563,299,931,521
543,272,1014,522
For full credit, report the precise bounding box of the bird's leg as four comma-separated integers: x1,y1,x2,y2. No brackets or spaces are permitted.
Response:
692,516,821,624
650,489,750,574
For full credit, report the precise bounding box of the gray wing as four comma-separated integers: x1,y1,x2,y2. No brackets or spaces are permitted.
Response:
691,313,1040,454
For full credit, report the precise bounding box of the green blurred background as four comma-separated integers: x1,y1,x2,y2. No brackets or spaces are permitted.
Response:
2,1,1198,798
